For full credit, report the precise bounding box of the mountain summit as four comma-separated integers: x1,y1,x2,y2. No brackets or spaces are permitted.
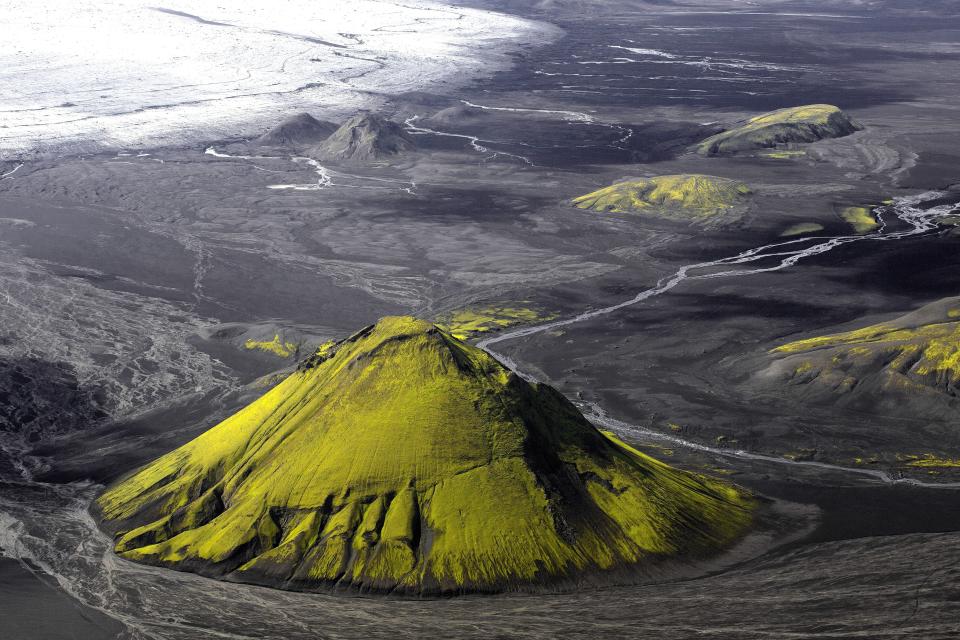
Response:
97,316,752,594
255,112,337,148
313,113,415,163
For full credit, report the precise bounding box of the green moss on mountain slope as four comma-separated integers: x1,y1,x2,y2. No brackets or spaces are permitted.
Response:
572,175,751,224
769,296,960,398
698,104,861,156
98,316,753,594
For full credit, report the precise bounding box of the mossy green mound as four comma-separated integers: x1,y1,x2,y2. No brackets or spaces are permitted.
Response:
839,206,880,234
768,296,960,399
698,104,861,156
98,316,753,594
437,305,555,341
244,334,297,358
572,174,751,224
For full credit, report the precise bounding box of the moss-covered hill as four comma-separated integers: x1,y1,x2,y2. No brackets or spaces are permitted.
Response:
765,296,960,411
436,305,555,340
572,174,751,224
698,104,861,156
98,316,753,594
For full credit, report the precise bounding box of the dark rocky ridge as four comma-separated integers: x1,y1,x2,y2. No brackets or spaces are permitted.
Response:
313,113,415,163
698,104,862,156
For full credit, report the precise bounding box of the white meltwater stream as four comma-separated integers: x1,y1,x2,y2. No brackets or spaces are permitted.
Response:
205,147,417,193
477,191,960,487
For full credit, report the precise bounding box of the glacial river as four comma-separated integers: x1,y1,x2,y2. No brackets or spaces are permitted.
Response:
478,192,960,488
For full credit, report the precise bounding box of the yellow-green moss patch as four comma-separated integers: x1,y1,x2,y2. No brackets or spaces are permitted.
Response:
780,222,824,237
99,316,754,594
840,206,879,234
769,296,960,398
572,174,752,224
436,305,555,340
244,334,297,358
939,215,960,227
698,104,860,156
773,322,960,382
905,455,960,468
762,150,807,159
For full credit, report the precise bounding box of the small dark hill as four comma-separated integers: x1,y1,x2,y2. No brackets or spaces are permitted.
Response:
255,113,337,148
313,113,415,163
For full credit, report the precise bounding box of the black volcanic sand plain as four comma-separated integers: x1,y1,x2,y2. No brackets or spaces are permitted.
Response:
2,0,960,637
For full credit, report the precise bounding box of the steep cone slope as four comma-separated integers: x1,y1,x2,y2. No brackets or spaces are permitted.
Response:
764,296,960,414
313,113,415,163
255,113,337,148
98,317,753,594
698,104,861,156
572,175,751,225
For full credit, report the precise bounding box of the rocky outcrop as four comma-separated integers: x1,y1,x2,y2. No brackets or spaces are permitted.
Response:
312,113,415,163
698,105,861,156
